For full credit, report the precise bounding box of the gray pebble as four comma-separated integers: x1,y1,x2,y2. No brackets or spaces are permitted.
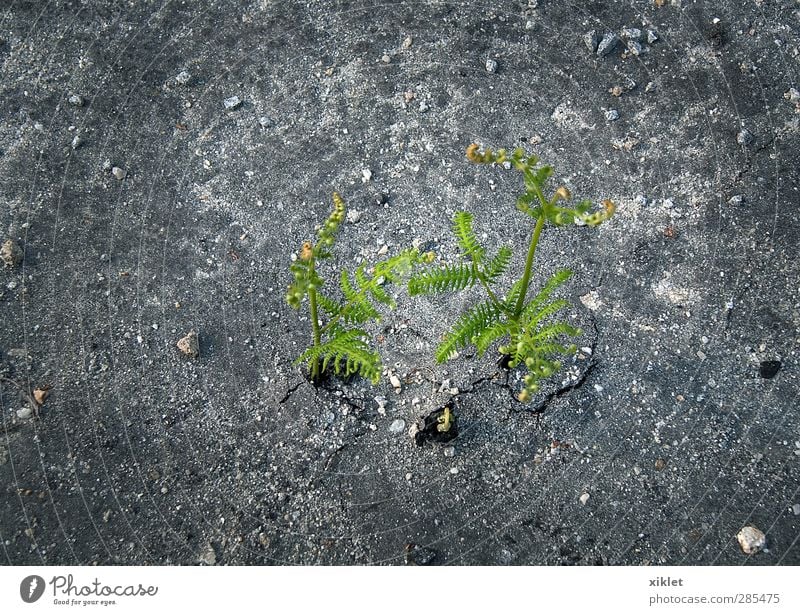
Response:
389,419,406,434
485,58,498,73
68,94,84,107
627,41,643,56
737,128,754,146
597,33,620,57
634,194,648,207
621,27,642,41
728,194,744,205
224,95,242,110
792,503,800,516
346,209,363,224
176,70,191,85
258,115,274,128
647,29,659,44
71,135,83,150
785,88,800,104
16,407,33,420
605,109,620,121
111,166,127,180
583,30,599,54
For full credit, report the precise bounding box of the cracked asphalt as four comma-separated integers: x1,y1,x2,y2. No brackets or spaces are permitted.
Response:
1,0,799,565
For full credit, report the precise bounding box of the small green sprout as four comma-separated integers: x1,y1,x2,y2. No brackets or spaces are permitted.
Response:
287,192,431,384
409,144,614,402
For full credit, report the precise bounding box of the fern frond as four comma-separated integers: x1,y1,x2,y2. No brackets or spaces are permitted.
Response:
484,246,512,283
503,279,526,310
408,263,477,296
453,211,485,263
519,269,572,316
436,300,505,363
316,293,342,316
474,318,512,355
295,327,381,383
521,298,570,332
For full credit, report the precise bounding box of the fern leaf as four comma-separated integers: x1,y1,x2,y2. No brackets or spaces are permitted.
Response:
521,298,570,331
520,269,572,316
408,263,477,296
484,246,512,283
436,300,505,363
295,328,381,383
316,293,342,316
453,211,485,263
474,318,512,355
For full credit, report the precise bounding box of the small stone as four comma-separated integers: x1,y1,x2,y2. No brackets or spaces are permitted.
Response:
68,94,84,106
737,128,754,146
377,244,388,256
647,30,659,44
405,543,436,566
199,543,217,565
443,446,455,457
402,36,413,49
175,70,191,85
621,27,642,41
583,30,599,53
389,419,406,434
71,135,83,150
223,95,241,110
626,41,643,55
361,169,372,183
111,166,127,180
33,388,49,406
696,350,706,360
485,58,498,73
1,239,23,268
389,373,401,390
759,360,781,379
405,473,412,481
16,407,33,420
375,396,387,414
579,492,590,505
177,330,200,358
791,504,800,516
403,90,415,103
258,116,274,128
346,209,362,224
258,532,270,547
785,88,800,104
605,109,619,121
381,54,390,63
655,458,666,471
727,194,744,206
736,526,766,554
597,32,620,57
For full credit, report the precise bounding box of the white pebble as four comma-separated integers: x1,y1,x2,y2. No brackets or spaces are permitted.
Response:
16,407,33,420
579,492,590,505
223,95,242,110
736,526,766,554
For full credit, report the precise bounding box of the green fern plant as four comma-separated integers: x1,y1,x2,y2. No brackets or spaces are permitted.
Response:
409,144,615,402
287,192,431,384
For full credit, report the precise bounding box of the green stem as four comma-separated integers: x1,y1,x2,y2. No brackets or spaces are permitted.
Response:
513,213,546,318
308,261,322,380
